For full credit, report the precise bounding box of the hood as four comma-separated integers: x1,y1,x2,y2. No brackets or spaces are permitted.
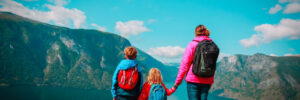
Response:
117,59,138,70
193,36,212,41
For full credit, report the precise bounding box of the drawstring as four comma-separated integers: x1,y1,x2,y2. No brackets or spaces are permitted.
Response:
128,67,137,86
121,66,137,86
121,71,126,85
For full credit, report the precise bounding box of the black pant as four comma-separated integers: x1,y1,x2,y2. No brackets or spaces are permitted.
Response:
116,95,137,100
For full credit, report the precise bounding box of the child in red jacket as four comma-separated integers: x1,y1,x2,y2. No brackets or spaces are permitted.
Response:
138,68,176,100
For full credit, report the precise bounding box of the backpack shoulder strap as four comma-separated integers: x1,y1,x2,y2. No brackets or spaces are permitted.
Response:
129,66,138,86
193,39,212,43
192,40,200,42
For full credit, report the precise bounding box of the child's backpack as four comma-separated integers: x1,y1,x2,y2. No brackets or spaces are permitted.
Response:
117,66,139,90
148,84,167,100
192,40,219,77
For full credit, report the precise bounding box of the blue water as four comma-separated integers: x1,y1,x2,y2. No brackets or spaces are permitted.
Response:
0,84,234,100
0,86,111,100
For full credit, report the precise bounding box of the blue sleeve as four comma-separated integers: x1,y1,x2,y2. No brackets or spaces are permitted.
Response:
138,66,143,92
111,66,120,98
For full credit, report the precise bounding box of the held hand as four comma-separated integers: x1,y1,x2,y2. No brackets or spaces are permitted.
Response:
174,84,178,89
169,87,177,95
172,87,176,91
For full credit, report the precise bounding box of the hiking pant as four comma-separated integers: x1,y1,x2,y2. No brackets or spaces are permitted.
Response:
116,95,137,100
187,82,211,100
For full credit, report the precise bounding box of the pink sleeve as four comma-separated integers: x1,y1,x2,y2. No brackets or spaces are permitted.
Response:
175,42,194,86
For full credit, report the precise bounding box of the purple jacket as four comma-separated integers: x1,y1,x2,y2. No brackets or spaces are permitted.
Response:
175,36,215,86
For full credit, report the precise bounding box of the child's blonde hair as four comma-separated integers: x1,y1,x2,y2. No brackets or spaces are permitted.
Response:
147,68,163,85
124,46,137,59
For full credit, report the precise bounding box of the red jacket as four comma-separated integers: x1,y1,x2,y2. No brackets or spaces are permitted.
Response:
138,82,175,100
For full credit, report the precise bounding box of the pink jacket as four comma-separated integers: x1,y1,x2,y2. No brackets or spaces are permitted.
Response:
175,36,214,85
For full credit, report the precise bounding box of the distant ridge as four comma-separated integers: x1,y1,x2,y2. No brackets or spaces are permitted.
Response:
212,53,300,100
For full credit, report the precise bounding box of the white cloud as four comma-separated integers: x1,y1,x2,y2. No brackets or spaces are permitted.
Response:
240,34,262,48
115,20,150,37
91,23,107,32
46,4,86,28
283,2,300,14
269,0,300,14
269,4,282,14
240,18,300,48
147,46,185,58
0,0,86,28
48,0,69,6
270,54,278,56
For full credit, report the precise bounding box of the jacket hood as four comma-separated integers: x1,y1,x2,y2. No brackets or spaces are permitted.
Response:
117,59,138,70
193,36,212,41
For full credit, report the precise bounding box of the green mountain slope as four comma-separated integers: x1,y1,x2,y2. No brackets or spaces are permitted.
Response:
0,12,169,91
211,53,300,100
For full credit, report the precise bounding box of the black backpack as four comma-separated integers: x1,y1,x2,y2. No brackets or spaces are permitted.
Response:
192,40,219,77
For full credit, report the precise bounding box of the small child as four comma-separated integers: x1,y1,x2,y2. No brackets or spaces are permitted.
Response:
111,46,143,100
138,68,176,100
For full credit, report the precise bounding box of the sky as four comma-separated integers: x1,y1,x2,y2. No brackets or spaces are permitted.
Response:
0,0,300,63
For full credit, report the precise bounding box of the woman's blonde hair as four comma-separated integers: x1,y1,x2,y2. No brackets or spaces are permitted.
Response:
147,68,163,85
195,25,210,36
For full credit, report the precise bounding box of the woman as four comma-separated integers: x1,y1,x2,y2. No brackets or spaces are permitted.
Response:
174,25,216,100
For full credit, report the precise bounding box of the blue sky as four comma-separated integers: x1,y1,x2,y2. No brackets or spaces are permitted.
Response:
1,0,300,63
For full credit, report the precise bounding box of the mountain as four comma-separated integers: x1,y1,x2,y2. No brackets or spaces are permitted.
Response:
2,12,300,100
0,11,171,92
211,53,300,100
